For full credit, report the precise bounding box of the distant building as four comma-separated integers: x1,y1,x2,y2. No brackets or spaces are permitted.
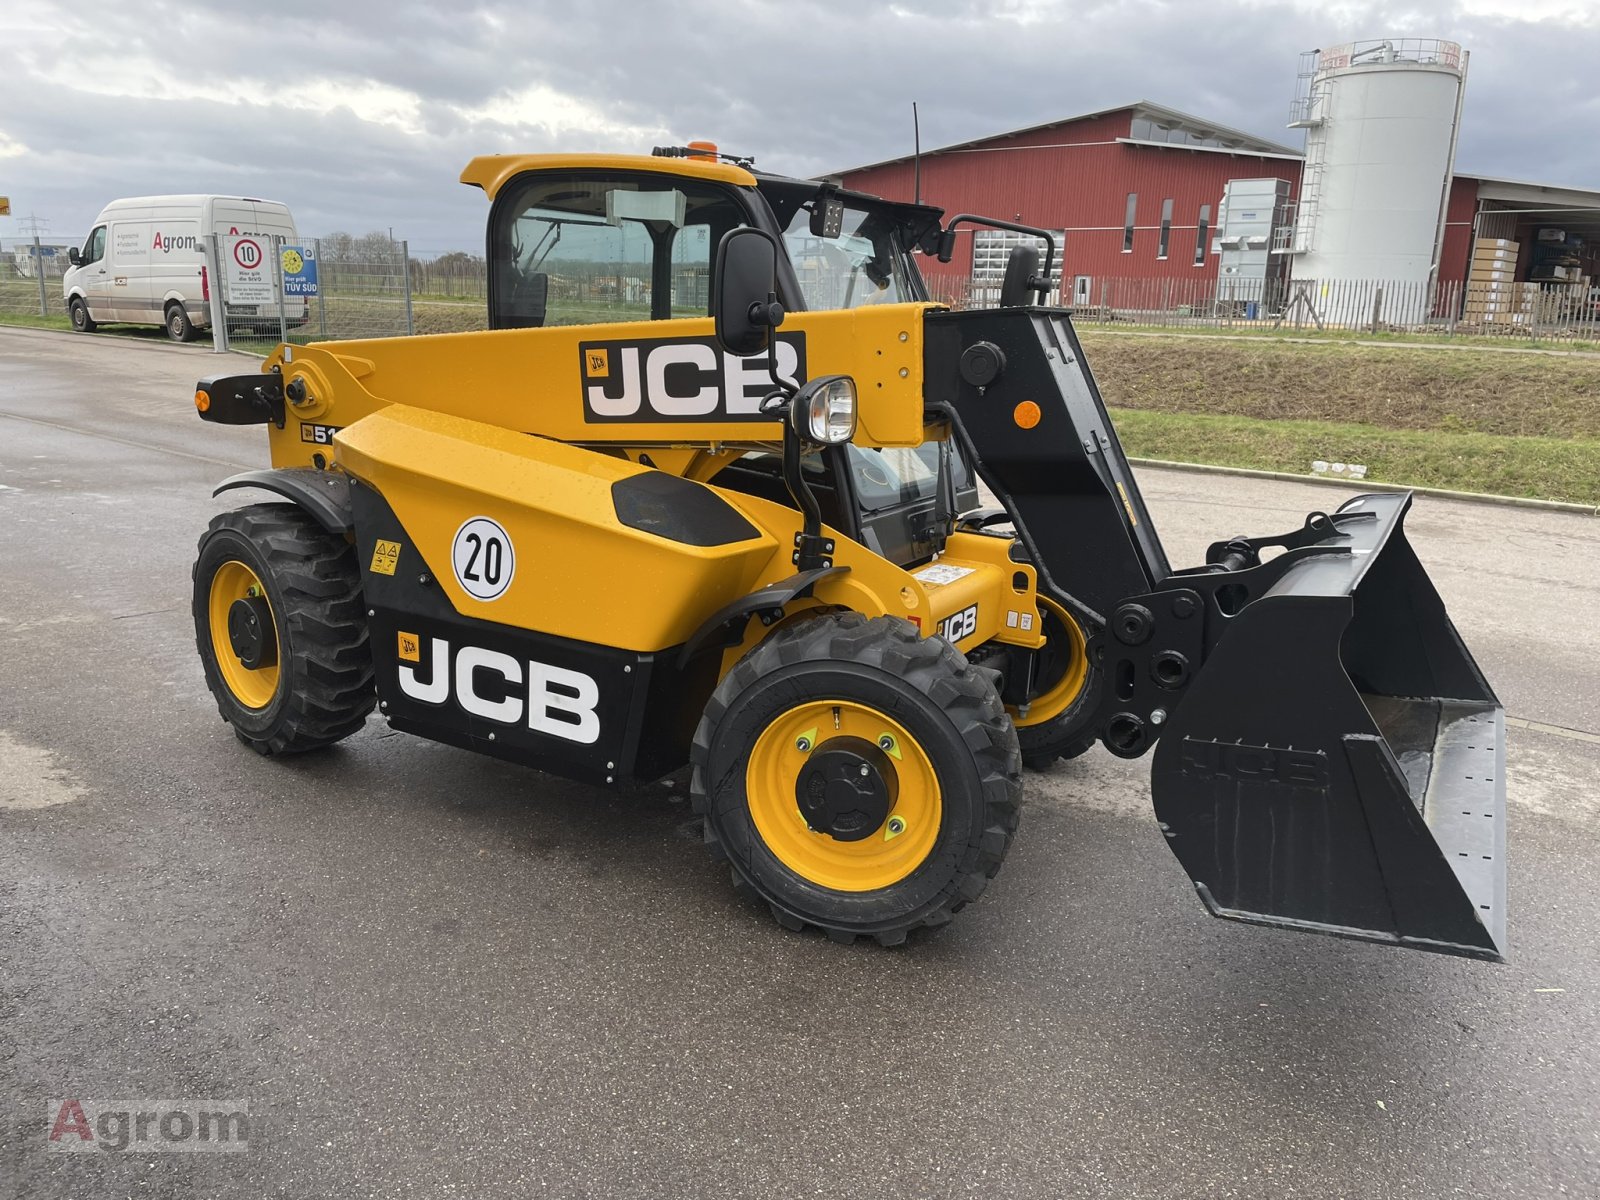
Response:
839,42,1600,324
9,242,74,279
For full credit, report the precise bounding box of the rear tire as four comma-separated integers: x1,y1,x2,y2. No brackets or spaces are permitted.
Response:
691,613,1022,945
69,298,95,333
1013,598,1101,770
165,302,197,342
192,503,374,755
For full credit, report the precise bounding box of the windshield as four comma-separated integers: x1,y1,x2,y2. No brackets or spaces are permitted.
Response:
848,444,970,513
780,202,920,311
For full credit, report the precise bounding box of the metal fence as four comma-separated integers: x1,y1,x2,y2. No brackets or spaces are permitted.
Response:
10,235,1600,347
0,235,491,345
0,235,83,323
926,274,1600,342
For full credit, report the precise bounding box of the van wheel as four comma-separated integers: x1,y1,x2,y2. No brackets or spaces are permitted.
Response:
69,298,96,333
165,303,197,343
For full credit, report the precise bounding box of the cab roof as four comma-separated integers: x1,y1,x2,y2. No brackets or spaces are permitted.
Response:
460,153,758,198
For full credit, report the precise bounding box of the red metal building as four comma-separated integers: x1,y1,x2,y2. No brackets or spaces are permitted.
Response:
839,101,1600,306
842,103,1301,298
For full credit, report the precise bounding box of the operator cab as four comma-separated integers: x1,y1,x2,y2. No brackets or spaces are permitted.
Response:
479,155,977,569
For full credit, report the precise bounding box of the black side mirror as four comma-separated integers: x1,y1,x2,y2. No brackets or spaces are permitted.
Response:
1000,245,1040,307
68,247,82,267
713,228,785,358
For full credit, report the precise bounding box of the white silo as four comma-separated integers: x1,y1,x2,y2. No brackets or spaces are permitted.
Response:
1285,40,1468,296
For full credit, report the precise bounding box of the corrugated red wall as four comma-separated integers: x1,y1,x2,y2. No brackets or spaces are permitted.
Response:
842,109,1304,287
1438,176,1480,286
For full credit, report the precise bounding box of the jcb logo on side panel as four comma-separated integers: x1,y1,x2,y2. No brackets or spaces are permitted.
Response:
937,604,978,644
397,636,602,745
579,334,806,423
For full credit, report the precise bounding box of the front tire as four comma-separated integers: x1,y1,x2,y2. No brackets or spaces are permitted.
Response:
691,613,1022,945
69,298,96,333
192,503,375,754
1013,597,1101,770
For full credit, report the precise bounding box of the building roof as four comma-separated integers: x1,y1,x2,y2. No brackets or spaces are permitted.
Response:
837,101,1303,174
1454,172,1600,210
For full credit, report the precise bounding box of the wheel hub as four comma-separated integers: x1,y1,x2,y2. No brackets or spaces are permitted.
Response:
794,736,897,841
227,595,278,670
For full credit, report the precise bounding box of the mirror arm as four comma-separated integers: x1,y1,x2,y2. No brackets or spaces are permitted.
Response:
938,213,1058,299
753,292,788,393
783,422,833,571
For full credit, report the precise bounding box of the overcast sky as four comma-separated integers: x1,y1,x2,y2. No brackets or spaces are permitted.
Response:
2,0,1596,253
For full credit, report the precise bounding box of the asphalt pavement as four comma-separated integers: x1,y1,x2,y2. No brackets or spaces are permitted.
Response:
2,325,1597,1198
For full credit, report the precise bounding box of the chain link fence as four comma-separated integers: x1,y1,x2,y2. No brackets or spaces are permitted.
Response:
10,233,1600,346
0,235,82,323
0,234,493,346
926,274,1600,343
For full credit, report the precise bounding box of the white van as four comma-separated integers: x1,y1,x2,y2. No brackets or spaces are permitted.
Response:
63,195,308,341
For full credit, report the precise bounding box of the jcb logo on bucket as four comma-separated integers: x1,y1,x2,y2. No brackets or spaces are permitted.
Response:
1180,739,1330,792
579,333,806,422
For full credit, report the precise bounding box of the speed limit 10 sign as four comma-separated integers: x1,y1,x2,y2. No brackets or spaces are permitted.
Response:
223,234,275,305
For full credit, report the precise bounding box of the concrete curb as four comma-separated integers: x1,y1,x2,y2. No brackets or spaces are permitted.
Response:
1127,457,1599,516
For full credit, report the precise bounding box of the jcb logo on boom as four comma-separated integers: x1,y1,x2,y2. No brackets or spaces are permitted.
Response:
397,636,601,745
580,333,807,423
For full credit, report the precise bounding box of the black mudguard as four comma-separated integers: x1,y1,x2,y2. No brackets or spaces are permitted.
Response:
214,468,354,534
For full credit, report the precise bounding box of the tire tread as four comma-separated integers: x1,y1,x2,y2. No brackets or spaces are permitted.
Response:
689,613,1021,946
193,503,374,755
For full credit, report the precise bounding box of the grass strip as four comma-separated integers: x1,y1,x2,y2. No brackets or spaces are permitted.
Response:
1109,407,1600,507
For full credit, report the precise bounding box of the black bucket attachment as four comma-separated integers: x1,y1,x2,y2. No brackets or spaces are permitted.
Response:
1151,493,1507,961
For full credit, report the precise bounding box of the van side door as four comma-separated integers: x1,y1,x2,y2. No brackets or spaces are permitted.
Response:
108,221,153,323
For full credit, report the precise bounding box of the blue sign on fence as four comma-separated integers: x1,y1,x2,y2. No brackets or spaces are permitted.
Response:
281,245,319,297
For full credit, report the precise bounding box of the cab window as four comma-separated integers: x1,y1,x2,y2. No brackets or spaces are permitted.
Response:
490,172,751,329
82,226,106,266
847,444,970,512
780,203,918,310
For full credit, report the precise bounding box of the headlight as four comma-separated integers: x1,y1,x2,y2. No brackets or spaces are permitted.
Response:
789,375,857,445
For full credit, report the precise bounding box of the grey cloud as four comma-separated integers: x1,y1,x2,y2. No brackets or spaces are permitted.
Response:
1,0,1595,250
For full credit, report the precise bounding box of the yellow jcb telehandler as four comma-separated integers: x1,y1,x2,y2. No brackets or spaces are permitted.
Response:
190,146,1505,957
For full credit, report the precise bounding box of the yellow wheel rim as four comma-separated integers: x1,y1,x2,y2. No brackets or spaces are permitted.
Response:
1010,597,1090,728
746,700,941,892
208,560,281,710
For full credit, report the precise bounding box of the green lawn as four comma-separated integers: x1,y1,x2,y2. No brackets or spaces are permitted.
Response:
1111,409,1600,507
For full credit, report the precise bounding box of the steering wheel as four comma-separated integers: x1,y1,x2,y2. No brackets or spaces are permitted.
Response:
858,458,894,488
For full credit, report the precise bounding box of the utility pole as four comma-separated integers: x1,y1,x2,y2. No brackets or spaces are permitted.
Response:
20,213,51,316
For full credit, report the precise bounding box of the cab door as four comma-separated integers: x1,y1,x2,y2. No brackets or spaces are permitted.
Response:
79,225,111,318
